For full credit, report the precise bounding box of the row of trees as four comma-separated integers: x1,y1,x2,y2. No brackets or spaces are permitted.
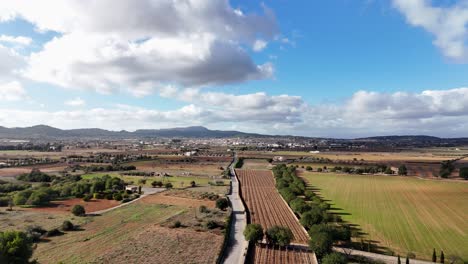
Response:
272,164,351,262
244,224,294,247
304,164,409,176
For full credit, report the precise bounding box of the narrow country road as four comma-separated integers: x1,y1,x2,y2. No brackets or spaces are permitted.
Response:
333,247,437,264
223,153,248,264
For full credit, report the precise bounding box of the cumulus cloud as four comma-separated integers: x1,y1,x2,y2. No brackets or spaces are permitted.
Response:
0,0,278,95
0,35,32,46
393,0,468,60
253,39,268,52
0,44,24,79
0,81,28,101
64,97,85,107
2,87,468,137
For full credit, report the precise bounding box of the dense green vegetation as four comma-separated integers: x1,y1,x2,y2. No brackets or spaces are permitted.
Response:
265,226,294,247
1,169,141,208
272,164,351,260
460,167,468,180
17,168,54,182
0,231,34,264
244,224,264,243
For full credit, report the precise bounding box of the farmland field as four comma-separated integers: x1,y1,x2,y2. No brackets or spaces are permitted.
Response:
253,244,316,264
241,159,272,170
126,158,230,177
236,169,309,244
301,172,468,261
240,150,467,162
33,192,225,263
81,173,229,189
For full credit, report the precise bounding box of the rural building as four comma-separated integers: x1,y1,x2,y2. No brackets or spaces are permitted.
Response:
125,186,138,193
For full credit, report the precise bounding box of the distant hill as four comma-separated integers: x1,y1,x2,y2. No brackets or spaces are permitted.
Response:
0,125,263,139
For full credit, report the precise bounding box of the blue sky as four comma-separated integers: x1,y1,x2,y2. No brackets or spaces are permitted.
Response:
0,0,468,137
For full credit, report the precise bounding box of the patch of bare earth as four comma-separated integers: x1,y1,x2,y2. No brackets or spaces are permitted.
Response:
94,226,223,264
142,190,216,208
26,198,121,214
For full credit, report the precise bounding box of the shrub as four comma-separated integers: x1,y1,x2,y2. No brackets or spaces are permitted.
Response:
216,198,229,210
121,198,132,203
113,193,123,201
44,228,63,237
190,181,196,187
199,205,209,213
105,193,113,200
300,208,324,229
26,190,51,206
205,220,218,229
13,190,33,206
265,226,293,246
322,252,346,264
244,224,264,243
460,167,468,180
164,182,173,189
173,221,182,228
151,181,163,188
25,225,46,242
71,204,86,216
0,231,34,263
61,220,74,231
290,198,310,214
83,194,92,202
17,168,53,182
308,231,333,258
306,166,313,171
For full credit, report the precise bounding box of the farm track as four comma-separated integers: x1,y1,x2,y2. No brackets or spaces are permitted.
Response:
235,169,309,244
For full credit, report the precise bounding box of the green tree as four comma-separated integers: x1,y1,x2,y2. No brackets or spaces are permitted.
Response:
308,231,333,258
164,182,173,189
321,252,346,264
215,198,229,210
398,165,408,175
290,198,310,214
13,190,32,206
243,224,264,243
0,231,34,264
385,167,393,174
432,248,437,262
61,220,74,231
306,166,313,171
459,167,468,180
440,250,444,263
300,208,324,228
265,226,293,246
71,204,85,216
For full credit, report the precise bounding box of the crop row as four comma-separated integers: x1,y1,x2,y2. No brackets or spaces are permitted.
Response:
236,169,309,243
253,244,316,264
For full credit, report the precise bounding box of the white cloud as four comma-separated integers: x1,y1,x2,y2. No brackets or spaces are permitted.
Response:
3,87,468,137
64,97,85,107
393,0,468,60
253,39,267,52
0,81,27,101
0,0,278,95
0,35,32,46
0,44,25,79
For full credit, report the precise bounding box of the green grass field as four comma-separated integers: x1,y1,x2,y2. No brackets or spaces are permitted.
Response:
82,173,229,188
301,172,468,261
